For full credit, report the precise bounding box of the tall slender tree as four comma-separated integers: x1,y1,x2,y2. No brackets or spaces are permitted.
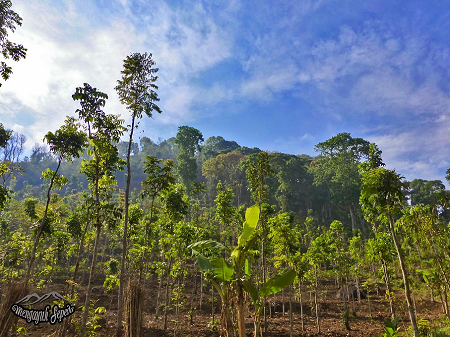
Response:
73,83,125,337
115,52,161,336
360,149,419,336
26,116,87,279
141,156,175,244
245,151,273,331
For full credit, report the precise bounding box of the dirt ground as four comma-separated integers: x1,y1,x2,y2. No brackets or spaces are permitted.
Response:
4,278,445,337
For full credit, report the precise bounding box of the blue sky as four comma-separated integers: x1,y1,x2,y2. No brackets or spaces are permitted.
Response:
1,0,449,184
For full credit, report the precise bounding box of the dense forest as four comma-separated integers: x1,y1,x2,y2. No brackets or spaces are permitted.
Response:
1,3,450,336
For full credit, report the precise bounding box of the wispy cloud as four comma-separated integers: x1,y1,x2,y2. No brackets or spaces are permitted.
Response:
370,117,450,182
0,0,233,149
0,0,448,185
237,10,450,181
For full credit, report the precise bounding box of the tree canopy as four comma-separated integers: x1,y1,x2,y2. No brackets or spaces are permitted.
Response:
0,0,26,86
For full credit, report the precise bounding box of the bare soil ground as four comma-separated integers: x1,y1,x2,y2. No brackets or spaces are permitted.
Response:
4,278,445,337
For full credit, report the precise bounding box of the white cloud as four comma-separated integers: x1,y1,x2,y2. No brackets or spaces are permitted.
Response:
236,14,450,182
239,20,450,121
241,64,300,100
159,85,198,124
0,1,140,150
370,118,450,182
0,0,233,153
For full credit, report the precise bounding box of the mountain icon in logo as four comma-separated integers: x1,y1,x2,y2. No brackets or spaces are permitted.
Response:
15,291,74,306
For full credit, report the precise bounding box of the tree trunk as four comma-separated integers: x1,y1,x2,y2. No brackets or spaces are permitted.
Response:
116,115,136,337
259,201,268,333
200,273,204,310
367,288,372,318
387,211,419,337
71,215,90,286
80,225,102,337
444,288,449,318
211,287,215,329
189,271,197,325
175,277,181,336
26,158,62,280
382,259,395,318
349,204,356,232
299,280,304,331
156,267,163,318
163,258,173,330
254,315,261,337
343,284,350,330
355,275,361,301
314,267,320,333
289,285,293,337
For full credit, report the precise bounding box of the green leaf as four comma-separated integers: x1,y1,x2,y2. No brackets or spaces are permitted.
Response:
238,205,259,247
189,240,228,253
243,280,259,303
210,258,234,282
246,205,259,227
385,327,394,335
245,259,251,276
94,306,107,314
196,254,213,272
259,269,296,298
41,168,55,180
416,269,432,285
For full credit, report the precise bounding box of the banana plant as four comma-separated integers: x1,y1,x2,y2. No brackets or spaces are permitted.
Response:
243,269,296,337
190,205,259,337
190,205,296,337
194,251,235,337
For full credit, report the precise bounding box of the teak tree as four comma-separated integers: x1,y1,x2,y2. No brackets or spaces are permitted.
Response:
157,183,189,329
360,163,419,336
73,83,125,337
267,212,299,336
26,116,86,280
305,230,330,333
214,182,236,246
245,151,273,330
141,156,175,244
114,52,162,336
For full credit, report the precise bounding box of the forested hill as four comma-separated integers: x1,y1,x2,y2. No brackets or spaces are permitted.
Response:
2,121,450,336
4,128,450,233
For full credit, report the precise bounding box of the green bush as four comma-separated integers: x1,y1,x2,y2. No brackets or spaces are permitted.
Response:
431,326,450,337
376,317,400,337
